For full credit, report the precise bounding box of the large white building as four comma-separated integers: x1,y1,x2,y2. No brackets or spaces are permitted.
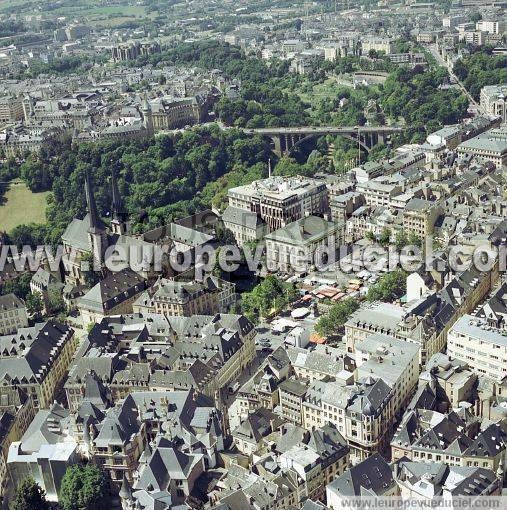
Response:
480,85,507,124
223,176,329,246
447,315,507,383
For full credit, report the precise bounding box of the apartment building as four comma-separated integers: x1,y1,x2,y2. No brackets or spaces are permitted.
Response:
0,294,28,336
7,403,80,501
424,353,478,409
110,41,161,62
456,128,507,168
0,96,24,123
361,37,393,55
344,302,406,353
0,396,35,500
402,198,443,238
0,321,78,410
278,378,308,425
356,180,402,207
354,334,420,421
302,375,396,463
447,315,507,382
476,20,505,34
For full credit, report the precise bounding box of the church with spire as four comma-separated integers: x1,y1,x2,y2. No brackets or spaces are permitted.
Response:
61,168,143,287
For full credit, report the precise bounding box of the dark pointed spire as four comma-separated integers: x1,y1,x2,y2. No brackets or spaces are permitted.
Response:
85,168,105,234
111,168,127,223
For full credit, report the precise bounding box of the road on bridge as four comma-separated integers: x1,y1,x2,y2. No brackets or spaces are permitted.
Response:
244,126,405,135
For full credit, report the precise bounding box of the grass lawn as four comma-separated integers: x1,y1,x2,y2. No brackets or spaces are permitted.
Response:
0,181,49,233
51,3,148,25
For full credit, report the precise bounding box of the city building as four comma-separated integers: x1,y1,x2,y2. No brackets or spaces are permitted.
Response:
0,96,24,123
78,269,149,326
326,454,399,509
402,198,443,238
133,276,235,316
224,176,329,245
0,294,28,336
265,216,344,274
0,321,77,410
111,41,161,62
456,128,507,169
480,85,507,124
447,314,507,383
7,403,80,501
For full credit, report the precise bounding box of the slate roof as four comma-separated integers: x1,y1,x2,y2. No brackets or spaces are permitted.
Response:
327,453,395,497
78,268,148,313
135,436,203,491
0,320,73,384
0,293,25,312
464,422,507,458
265,215,341,245
61,213,93,252
222,206,264,229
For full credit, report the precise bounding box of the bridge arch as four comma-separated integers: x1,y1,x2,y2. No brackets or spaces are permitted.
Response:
286,132,370,157
246,126,404,157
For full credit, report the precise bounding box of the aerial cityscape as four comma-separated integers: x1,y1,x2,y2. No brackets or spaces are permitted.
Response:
0,0,506,509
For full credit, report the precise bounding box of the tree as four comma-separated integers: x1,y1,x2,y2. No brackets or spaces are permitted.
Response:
367,270,406,302
408,232,422,247
25,292,43,317
395,231,408,249
215,223,237,245
315,298,360,337
379,228,391,247
81,252,101,287
60,464,110,510
10,477,49,510
365,230,376,242
1,273,32,299
240,276,298,322
48,286,67,315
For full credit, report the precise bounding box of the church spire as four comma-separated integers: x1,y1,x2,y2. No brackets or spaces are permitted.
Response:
110,168,128,235
85,167,105,234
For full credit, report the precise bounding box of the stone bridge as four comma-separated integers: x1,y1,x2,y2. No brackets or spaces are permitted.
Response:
244,126,405,156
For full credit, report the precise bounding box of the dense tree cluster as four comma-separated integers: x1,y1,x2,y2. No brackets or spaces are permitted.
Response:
315,297,360,337
10,477,49,510
0,20,26,38
131,40,310,127
0,273,32,300
366,270,407,302
240,275,298,322
454,48,507,100
2,126,272,245
382,66,468,134
60,464,110,510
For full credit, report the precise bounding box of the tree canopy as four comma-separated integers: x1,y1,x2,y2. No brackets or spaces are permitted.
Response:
454,48,507,100
59,464,110,510
240,275,298,322
315,297,360,337
367,270,407,302
10,477,49,510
